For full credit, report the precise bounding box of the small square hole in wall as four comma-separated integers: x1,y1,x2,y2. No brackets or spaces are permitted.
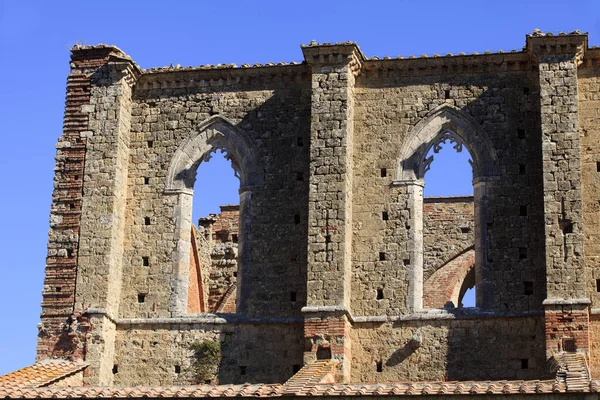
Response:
297,137,304,147
460,226,470,233
380,168,387,178
112,365,118,374
67,249,74,258
597,162,600,172
520,205,528,216
521,359,529,369
519,164,526,175
289,291,297,302
596,279,600,293
518,129,525,139
74,175,79,181
147,140,153,148
144,177,150,185
376,360,383,373
174,365,181,374
292,364,301,374
144,217,151,225
296,172,304,181
444,89,451,99
294,214,301,225
403,259,410,266
69,203,76,210
142,256,150,266
376,288,384,300
55,287,62,292
379,252,386,261
524,281,534,295
523,87,529,96
325,235,331,243
232,234,238,243
382,211,389,221
519,247,527,259
137,293,146,303
240,366,247,376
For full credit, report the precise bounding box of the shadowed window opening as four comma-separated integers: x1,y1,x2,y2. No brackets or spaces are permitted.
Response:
596,279,600,292
144,217,151,225
147,140,153,148
189,149,240,314
376,360,383,372
316,346,332,360
290,291,297,302
524,281,534,295
174,365,181,374
380,168,387,177
142,256,149,266
376,288,384,300
563,339,576,353
518,129,525,139
137,293,146,303
294,214,301,225
297,137,304,146
239,366,247,375
382,211,389,220
144,177,150,184
521,359,528,369
519,247,528,259
523,87,529,95
519,164,526,175
520,205,528,216
112,365,118,374
292,364,301,374
296,172,304,181
379,252,386,261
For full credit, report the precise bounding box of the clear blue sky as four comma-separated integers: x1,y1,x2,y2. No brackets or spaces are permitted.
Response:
1,0,599,376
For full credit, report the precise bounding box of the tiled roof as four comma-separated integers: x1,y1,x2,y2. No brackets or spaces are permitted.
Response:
0,360,87,390
0,357,597,398
283,359,338,395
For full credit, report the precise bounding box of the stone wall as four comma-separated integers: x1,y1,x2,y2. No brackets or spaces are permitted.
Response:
37,32,600,386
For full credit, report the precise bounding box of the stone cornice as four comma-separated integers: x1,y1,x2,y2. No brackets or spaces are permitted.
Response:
526,29,588,65
301,41,365,76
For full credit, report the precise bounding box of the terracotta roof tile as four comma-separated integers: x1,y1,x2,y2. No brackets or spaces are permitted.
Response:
0,360,87,390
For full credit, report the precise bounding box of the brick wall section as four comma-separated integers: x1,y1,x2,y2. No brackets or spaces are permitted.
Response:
423,249,475,308
303,315,351,383
545,306,590,354
37,47,119,361
423,197,474,281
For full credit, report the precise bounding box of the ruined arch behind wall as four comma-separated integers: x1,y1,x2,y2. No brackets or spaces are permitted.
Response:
423,248,475,309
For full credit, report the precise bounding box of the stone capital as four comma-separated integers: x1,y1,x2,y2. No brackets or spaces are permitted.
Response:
301,41,365,76
526,30,588,65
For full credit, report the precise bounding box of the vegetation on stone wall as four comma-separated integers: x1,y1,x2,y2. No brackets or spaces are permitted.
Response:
189,339,221,383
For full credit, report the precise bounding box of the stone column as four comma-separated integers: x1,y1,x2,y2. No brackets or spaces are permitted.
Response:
527,31,590,359
167,189,194,316
473,178,495,309
300,42,364,382
393,180,424,312
72,46,140,385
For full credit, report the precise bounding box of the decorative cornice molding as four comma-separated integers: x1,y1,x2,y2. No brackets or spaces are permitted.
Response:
301,41,365,76
526,29,588,65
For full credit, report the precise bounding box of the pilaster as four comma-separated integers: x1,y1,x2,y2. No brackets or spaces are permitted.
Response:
301,41,364,382
70,45,140,385
527,31,591,358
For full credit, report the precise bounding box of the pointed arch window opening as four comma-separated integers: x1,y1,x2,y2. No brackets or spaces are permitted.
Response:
165,116,264,317
396,105,499,313
422,130,476,309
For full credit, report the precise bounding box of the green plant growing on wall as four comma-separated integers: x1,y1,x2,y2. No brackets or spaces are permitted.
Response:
190,339,221,383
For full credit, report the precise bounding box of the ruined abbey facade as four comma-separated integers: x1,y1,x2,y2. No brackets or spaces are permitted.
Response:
6,29,600,395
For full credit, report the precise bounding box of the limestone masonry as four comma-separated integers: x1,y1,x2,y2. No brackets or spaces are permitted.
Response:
7,29,600,399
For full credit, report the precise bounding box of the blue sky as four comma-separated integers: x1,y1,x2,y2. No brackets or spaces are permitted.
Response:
0,0,599,376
